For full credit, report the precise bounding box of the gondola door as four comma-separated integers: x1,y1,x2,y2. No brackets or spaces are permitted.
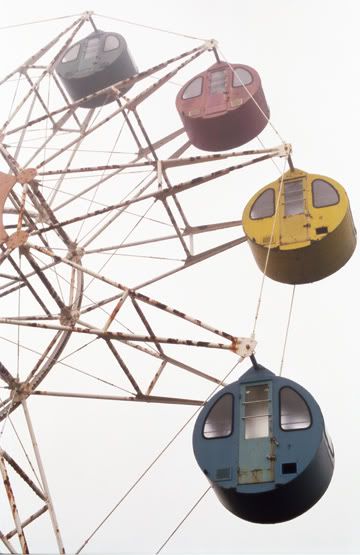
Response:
78,35,101,73
280,176,310,246
204,67,229,116
238,382,275,484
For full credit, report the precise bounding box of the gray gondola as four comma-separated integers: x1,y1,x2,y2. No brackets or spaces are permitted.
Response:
55,31,138,108
193,364,334,524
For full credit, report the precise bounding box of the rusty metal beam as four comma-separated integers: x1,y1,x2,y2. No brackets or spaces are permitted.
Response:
0,455,29,553
0,318,237,351
32,390,203,406
31,152,278,237
0,448,46,501
6,505,48,540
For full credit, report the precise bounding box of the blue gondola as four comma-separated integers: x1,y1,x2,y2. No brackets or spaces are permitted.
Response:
55,30,138,108
193,362,334,523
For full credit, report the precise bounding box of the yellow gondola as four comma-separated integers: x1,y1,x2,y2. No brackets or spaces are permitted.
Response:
242,168,356,284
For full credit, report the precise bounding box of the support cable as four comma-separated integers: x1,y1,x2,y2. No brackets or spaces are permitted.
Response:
219,48,287,146
0,13,88,31
75,116,127,244
75,358,242,553
156,486,211,554
279,284,296,376
94,13,207,42
252,157,287,338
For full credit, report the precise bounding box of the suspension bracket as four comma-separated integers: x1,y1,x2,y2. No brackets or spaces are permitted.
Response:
232,337,257,358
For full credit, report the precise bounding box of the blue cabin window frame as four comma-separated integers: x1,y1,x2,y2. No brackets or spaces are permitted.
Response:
279,386,312,432
311,179,340,209
202,393,234,440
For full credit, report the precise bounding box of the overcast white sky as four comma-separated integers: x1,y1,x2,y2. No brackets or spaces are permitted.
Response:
0,1,359,554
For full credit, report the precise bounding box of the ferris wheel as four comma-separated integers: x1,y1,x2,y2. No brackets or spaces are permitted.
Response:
0,11,355,554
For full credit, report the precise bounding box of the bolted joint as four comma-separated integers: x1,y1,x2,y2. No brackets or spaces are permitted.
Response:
83,11,95,19
278,143,292,157
13,381,33,403
204,39,219,50
6,230,29,249
17,168,37,184
232,337,257,358
66,245,84,263
60,306,80,327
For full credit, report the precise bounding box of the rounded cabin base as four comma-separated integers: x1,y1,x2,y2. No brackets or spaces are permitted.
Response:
180,86,269,151
213,439,334,524
176,62,270,152
247,208,356,284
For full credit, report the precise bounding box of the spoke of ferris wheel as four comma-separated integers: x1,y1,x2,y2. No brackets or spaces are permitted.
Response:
84,219,243,254
31,151,279,238
36,144,286,177
0,16,87,134
32,390,204,406
0,319,237,352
